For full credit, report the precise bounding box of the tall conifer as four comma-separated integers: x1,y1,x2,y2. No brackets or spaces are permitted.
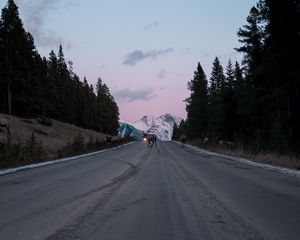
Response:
208,57,226,138
185,62,208,138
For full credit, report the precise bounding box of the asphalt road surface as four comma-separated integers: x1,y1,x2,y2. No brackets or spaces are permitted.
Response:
0,141,300,240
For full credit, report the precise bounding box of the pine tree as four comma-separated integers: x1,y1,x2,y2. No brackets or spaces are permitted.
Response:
232,61,246,141
0,0,121,139
223,59,236,140
259,0,300,153
81,77,90,128
95,77,119,134
0,0,38,116
236,6,264,82
172,120,187,140
235,5,271,150
172,123,179,140
235,0,300,153
208,57,226,138
24,133,45,162
185,62,209,138
71,133,85,154
233,61,244,89
57,45,70,122
47,50,60,118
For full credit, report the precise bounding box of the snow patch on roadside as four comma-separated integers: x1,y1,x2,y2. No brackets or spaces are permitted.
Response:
0,142,134,176
173,141,300,178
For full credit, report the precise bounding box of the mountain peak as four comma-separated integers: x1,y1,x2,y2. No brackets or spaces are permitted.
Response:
121,114,183,141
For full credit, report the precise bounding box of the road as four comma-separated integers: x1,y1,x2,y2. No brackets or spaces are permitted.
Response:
0,141,300,240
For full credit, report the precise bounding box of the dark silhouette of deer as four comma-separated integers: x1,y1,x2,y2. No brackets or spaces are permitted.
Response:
143,132,157,148
180,134,187,148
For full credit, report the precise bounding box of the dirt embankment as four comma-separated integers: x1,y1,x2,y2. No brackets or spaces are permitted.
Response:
0,113,106,159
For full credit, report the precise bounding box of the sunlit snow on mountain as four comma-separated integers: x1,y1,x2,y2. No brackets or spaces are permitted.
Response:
119,114,182,141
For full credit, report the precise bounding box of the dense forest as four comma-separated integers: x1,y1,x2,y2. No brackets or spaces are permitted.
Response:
0,0,119,134
178,0,300,155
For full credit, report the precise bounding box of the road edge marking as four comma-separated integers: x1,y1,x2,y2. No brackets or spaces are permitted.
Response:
0,142,135,176
172,141,300,178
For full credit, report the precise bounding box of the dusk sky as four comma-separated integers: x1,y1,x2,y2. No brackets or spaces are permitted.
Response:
1,0,255,122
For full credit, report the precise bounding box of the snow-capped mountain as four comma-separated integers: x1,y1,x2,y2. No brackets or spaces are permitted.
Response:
121,114,182,141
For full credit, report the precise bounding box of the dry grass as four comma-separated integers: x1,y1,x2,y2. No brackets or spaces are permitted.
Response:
240,151,300,170
188,139,300,170
0,113,106,159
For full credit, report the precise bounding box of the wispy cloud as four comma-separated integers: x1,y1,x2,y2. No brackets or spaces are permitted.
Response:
123,48,174,66
99,64,106,69
158,68,166,79
181,48,190,55
114,88,157,102
15,0,72,48
41,30,73,49
143,21,159,30
199,50,211,58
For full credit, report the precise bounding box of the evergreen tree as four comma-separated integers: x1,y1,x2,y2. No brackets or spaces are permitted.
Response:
223,59,236,140
172,123,179,140
185,62,208,138
47,50,60,118
71,133,85,154
95,77,119,134
259,0,300,152
233,61,244,88
81,77,91,128
57,45,70,121
235,0,300,153
172,120,187,140
0,0,38,116
0,0,121,137
235,5,271,150
208,57,226,138
72,74,83,126
236,6,264,81
24,133,45,162
232,61,246,141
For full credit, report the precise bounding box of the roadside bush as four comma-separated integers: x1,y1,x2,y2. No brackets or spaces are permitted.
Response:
24,133,46,163
0,133,46,168
71,133,86,154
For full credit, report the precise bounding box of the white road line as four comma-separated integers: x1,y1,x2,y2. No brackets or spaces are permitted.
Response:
0,142,135,176
172,141,300,178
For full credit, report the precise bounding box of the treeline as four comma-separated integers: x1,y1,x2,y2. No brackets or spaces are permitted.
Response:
0,0,119,134
181,0,300,155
